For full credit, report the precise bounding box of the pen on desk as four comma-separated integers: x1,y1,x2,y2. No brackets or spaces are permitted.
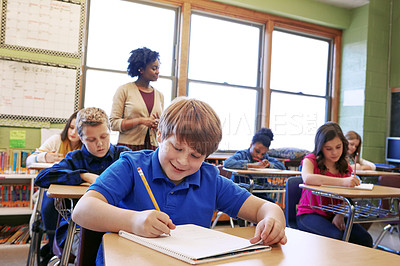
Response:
137,167,171,236
254,158,262,162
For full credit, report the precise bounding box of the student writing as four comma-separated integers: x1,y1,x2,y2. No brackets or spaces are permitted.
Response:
296,122,373,247
34,107,130,257
345,130,376,171
27,111,82,264
224,128,285,170
72,97,287,265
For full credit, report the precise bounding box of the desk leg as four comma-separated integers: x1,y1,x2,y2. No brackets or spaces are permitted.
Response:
342,198,355,242
26,188,45,266
60,221,77,266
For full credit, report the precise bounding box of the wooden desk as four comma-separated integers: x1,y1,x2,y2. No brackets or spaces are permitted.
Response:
300,184,400,242
355,170,400,176
46,184,89,266
103,227,400,265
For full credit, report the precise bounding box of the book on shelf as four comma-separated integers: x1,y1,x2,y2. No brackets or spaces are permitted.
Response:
0,184,31,207
119,224,271,264
0,224,30,245
0,149,35,174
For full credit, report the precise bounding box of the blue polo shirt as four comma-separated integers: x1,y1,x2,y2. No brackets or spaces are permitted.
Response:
89,149,251,228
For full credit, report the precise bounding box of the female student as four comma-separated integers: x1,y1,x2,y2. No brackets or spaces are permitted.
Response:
345,130,376,170
296,122,373,247
110,47,164,151
224,128,285,170
26,111,82,166
27,110,82,264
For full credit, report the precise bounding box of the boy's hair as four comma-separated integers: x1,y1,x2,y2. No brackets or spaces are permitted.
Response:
158,97,222,156
76,107,110,138
60,110,79,141
252,128,274,148
345,130,362,157
313,121,349,175
127,47,160,78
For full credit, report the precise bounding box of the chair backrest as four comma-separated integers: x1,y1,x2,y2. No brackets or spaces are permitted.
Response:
378,175,400,211
217,165,232,179
378,175,400,188
76,227,104,266
284,176,303,229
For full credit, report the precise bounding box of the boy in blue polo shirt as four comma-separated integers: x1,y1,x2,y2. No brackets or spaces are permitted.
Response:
73,97,287,264
35,107,130,262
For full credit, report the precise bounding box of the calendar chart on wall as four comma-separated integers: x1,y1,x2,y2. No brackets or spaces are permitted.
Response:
0,58,79,122
1,0,83,57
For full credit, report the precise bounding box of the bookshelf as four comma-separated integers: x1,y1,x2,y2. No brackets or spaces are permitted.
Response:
0,174,36,216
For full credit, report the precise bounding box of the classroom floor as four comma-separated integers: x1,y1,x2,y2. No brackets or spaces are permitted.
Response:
0,222,398,265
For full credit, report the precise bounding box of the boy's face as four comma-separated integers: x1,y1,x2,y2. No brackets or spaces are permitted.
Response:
157,132,206,185
80,123,110,158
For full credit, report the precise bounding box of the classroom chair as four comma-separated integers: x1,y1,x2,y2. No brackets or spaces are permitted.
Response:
211,165,235,229
372,175,400,253
284,176,303,229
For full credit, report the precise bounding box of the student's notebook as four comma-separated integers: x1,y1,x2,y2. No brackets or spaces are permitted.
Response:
321,183,374,190
119,224,271,264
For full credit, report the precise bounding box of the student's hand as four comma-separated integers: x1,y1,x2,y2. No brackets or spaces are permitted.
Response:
332,214,345,231
250,216,287,246
80,173,99,184
45,151,64,163
342,175,360,187
131,210,176,237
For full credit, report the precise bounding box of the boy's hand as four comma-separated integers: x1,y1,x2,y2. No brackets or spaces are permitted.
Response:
250,216,287,246
131,210,176,237
80,173,99,184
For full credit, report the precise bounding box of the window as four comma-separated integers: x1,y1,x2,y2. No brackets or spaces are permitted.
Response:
187,13,263,151
269,30,332,151
83,0,178,143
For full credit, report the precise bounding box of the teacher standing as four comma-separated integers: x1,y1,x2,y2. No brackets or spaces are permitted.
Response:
110,47,164,151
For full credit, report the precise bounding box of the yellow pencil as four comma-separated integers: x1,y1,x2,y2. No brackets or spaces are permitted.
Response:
137,167,160,211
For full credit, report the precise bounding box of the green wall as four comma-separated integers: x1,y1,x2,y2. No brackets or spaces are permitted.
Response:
340,0,391,163
213,0,351,29
339,5,368,136
390,0,400,87
363,0,391,163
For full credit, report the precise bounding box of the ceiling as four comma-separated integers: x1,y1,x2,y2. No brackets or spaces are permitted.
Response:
315,0,369,9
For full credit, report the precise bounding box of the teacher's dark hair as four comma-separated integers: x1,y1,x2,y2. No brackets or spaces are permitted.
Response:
127,47,160,78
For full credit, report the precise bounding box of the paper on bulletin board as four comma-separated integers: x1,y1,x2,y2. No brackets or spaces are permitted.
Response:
10,130,26,148
343,90,364,106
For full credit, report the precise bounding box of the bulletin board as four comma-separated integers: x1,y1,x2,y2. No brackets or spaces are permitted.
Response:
0,0,84,57
0,57,80,123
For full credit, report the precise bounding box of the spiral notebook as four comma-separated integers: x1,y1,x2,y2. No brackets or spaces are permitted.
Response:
119,224,271,264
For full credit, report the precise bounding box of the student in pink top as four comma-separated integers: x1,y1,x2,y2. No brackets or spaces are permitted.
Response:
296,122,373,247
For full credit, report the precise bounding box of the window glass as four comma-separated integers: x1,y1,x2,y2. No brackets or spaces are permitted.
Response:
86,0,176,76
188,82,257,151
189,14,261,87
270,31,329,96
269,92,326,151
84,69,172,144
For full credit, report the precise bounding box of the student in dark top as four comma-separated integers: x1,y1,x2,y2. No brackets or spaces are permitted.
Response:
35,107,130,261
